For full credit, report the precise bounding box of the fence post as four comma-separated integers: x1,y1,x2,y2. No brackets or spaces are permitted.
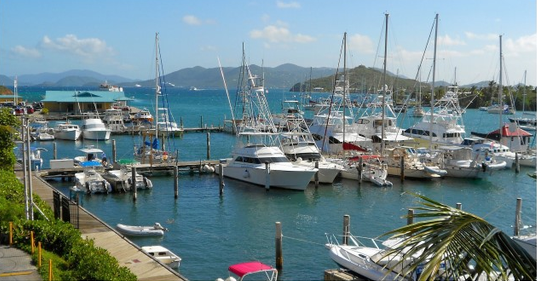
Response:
9,221,13,245
31,231,35,253
38,242,42,267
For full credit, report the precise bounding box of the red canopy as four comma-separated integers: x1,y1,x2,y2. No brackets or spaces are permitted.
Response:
229,261,275,277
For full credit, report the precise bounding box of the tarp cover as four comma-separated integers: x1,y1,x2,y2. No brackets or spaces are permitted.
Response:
229,261,274,277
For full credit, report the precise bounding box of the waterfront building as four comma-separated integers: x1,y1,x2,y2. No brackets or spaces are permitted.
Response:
41,90,132,114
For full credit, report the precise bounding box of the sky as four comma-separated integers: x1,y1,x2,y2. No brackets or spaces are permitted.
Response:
1,0,535,86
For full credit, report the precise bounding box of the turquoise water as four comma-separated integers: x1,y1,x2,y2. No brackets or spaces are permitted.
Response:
19,87,536,281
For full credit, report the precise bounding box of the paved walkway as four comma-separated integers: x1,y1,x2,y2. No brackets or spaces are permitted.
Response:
0,245,41,281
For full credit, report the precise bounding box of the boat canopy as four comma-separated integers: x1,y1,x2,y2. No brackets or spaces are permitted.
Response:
228,261,277,278
79,160,102,167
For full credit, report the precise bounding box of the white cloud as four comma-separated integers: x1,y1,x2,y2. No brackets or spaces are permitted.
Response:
276,1,300,9
11,45,41,58
465,32,497,40
505,33,536,55
40,34,114,60
438,35,465,46
183,15,202,25
348,34,374,54
250,25,315,43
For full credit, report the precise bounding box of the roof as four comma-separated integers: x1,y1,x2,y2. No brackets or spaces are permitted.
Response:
41,90,129,103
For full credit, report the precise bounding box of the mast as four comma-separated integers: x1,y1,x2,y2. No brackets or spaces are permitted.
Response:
523,70,527,113
381,13,388,155
499,35,503,135
342,32,347,156
155,32,160,143
428,14,438,150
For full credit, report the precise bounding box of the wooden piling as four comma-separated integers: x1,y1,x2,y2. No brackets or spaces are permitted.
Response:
219,164,225,195
174,165,179,199
206,132,211,160
407,209,414,225
358,158,363,184
515,152,520,173
514,198,522,236
314,161,319,187
275,222,283,271
132,166,137,202
112,139,117,164
343,215,350,245
400,157,405,182
53,142,57,159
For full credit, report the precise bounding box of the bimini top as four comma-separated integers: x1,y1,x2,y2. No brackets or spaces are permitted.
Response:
228,261,277,280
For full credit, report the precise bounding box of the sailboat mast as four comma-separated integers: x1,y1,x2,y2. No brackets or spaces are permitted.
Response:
523,70,527,113
428,14,438,150
343,32,347,156
155,33,160,140
499,35,503,135
381,13,388,155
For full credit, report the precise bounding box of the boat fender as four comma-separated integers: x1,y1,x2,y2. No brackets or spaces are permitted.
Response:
128,178,132,185
243,170,250,178
143,177,148,187
85,182,90,191
482,163,487,172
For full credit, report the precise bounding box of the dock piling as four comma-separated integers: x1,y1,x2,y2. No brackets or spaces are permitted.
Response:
132,166,137,202
515,152,520,173
400,157,405,182
343,215,350,245
456,203,462,210
206,132,211,160
407,209,414,225
219,164,225,195
174,165,179,199
112,139,117,164
275,222,283,271
53,142,57,159
514,198,522,236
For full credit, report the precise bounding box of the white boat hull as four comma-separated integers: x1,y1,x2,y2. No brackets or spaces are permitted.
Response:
221,162,315,191
55,129,81,141
116,223,165,237
83,129,111,141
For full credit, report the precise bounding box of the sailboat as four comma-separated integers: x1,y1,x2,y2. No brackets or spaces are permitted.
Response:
134,33,176,164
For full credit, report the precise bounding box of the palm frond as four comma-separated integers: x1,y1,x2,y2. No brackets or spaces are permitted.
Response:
378,193,536,280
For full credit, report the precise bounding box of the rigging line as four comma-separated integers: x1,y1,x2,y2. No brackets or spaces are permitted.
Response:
281,235,326,247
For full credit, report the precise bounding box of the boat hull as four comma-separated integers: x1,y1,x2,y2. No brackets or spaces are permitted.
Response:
83,129,111,141
55,130,81,141
221,162,315,191
116,224,165,237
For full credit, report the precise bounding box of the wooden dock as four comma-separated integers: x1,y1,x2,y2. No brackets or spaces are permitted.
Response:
16,169,188,281
39,160,221,179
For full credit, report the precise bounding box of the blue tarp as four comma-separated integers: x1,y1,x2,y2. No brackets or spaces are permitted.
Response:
79,161,102,167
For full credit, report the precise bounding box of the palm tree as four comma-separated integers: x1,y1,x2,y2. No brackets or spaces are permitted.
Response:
379,194,536,280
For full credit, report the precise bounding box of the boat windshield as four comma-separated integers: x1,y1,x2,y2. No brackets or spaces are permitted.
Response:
258,157,289,163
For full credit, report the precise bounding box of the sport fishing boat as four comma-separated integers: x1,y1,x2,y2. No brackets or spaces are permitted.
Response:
53,122,82,141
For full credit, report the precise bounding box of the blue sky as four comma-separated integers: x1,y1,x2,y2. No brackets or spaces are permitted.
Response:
1,0,535,86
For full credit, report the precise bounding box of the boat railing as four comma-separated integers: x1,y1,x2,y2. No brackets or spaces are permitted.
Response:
325,233,382,250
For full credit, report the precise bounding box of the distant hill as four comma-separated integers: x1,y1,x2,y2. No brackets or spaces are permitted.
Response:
16,69,134,86
0,75,13,87
0,66,499,90
120,64,337,89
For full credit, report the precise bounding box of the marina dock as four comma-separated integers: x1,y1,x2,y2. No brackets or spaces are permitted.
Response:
15,169,188,281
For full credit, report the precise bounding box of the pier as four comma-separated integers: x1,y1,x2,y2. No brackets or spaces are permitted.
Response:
40,160,221,180
15,169,188,281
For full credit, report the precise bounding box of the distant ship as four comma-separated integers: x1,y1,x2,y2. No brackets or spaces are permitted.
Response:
190,86,201,91
100,81,123,92
135,84,142,88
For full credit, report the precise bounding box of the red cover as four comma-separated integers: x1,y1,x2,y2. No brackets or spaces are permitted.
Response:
229,261,274,277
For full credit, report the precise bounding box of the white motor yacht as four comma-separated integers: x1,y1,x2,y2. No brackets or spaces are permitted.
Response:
53,122,82,141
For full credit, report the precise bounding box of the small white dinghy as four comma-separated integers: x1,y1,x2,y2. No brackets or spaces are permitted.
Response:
116,222,167,237
142,245,181,268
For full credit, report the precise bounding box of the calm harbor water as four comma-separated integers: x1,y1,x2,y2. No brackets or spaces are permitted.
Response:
18,87,537,281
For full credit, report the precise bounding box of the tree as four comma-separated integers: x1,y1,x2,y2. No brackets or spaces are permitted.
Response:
0,108,20,171
380,194,536,280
